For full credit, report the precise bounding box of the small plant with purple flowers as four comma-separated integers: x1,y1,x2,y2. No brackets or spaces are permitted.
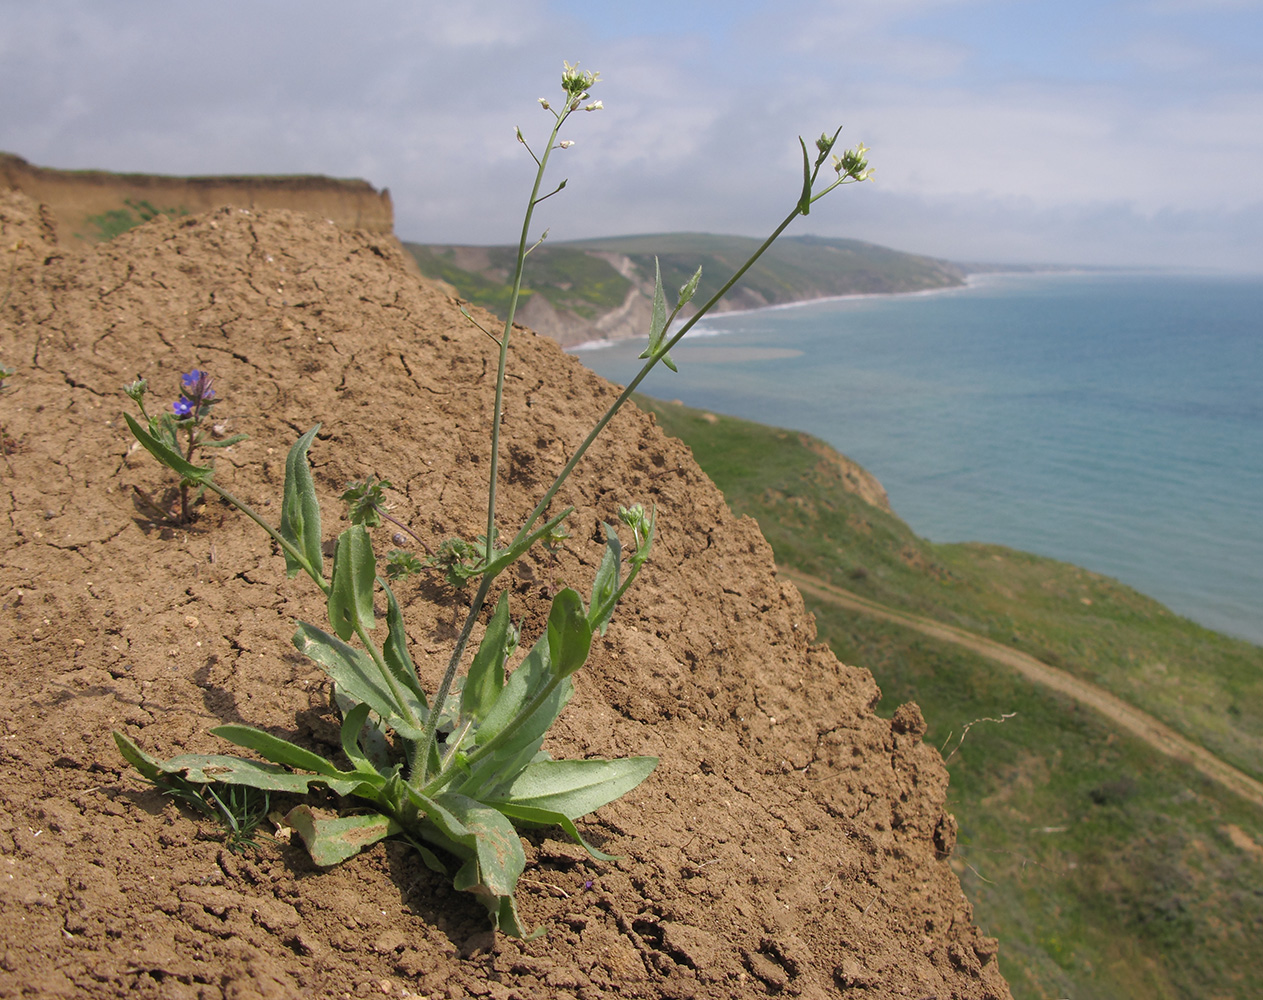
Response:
124,369,247,524
115,61,871,938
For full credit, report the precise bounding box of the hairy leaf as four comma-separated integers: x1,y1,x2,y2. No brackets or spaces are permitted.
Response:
382,580,427,709
279,425,324,579
285,806,400,866
588,525,622,636
292,623,424,740
462,591,511,722
124,413,213,483
328,524,377,640
547,588,591,679
487,756,658,821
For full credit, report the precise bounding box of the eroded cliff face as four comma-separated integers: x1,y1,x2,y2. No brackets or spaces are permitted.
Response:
0,151,394,247
0,191,1010,999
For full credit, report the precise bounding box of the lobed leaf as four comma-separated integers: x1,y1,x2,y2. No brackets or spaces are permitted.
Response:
278,425,324,580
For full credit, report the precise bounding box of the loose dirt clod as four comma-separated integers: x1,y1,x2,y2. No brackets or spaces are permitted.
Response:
0,189,1010,999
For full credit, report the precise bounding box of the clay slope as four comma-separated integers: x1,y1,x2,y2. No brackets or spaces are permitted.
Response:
0,191,1009,1000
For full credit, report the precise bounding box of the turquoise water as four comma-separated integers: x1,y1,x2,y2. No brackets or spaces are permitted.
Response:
573,272,1263,646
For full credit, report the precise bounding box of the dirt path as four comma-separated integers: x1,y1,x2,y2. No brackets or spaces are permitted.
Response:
782,567,1263,810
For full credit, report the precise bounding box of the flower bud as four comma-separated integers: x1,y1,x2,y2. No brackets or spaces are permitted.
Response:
538,97,551,110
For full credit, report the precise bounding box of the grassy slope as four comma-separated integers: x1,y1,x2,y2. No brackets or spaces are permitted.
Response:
404,233,964,322
637,394,1263,1000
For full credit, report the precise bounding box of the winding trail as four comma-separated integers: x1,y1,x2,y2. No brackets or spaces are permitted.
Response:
781,567,1263,810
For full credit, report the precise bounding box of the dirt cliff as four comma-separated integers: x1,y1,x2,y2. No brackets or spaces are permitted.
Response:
0,190,1009,999
0,152,394,248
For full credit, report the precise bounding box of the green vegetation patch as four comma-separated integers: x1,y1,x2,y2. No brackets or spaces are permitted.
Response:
405,243,631,321
80,198,189,242
639,395,1263,781
637,392,1263,1000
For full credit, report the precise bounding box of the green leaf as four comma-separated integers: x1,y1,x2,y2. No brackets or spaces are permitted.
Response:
486,756,658,821
435,792,538,938
211,723,352,779
481,507,573,580
637,257,678,372
677,265,703,307
334,691,396,773
292,623,424,740
123,412,213,482
113,731,168,783
337,702,380,773
588,526,622,636
328,525,377,640
382,580,427,710
490,802,619,862
462,591,511,722
547,588,591,679
798,136,812,215
160,751,360,794
472,634,573,756
284,805,399,866
279,425,324,580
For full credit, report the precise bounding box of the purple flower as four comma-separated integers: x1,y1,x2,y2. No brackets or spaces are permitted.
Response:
173,396,194,417
180,370,215,402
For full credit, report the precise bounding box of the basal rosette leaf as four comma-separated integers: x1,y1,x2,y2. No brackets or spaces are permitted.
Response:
284,806,400,866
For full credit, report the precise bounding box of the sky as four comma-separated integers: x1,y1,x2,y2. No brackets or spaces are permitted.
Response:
2,0,1262,270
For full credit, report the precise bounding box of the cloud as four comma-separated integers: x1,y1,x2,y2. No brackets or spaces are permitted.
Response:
0,0,1259,270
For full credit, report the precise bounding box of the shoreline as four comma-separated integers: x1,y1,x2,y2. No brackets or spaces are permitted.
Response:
568,270,1055,352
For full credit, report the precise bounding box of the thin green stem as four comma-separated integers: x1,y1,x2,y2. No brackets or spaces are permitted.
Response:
415,108,574,787
512,202,807,546
197,478,329,596
421,671,566,799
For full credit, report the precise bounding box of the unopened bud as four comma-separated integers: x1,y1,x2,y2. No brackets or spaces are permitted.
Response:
584,100,603,111
538,97,551,110
559,140,574,149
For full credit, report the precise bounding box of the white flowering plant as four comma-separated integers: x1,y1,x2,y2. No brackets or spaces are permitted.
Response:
115,61,871,938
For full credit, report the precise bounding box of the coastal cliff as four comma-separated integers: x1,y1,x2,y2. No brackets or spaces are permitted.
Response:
408,233,968,347
0,151,394,247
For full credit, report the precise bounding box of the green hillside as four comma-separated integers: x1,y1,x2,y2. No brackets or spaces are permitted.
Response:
636,394,1263,1000
405,232,964,332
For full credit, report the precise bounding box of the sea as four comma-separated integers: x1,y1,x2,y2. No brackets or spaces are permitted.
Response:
571,271,1263,647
